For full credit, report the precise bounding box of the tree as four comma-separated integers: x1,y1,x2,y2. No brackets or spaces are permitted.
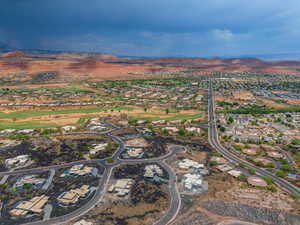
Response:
89,154,96,159
147,124,153,130
106,158,114,164
162,129,169,135
248,168,256,175
178,128,186,136
219,126,226,132
281,164,292,172
266,162,276,168
233,145,243,151
23,183,33,190
165,108,170,114
254,161,264,167
267,185,277,192
275,170,285,178
227,116,234,124
280,159,288,164
237,174,247,182
290,193,299,200
209,161,217,166
292,139,300,145
262,176,274,185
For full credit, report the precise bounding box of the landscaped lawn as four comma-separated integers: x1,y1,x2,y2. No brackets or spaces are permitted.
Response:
129,113,202,122
0,121,58,130
0,107,134,119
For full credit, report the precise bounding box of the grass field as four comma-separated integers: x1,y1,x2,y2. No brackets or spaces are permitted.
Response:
225,104,300,114
3,85,91,93
129,113,202,122
0,107,134,119
0,121,58,130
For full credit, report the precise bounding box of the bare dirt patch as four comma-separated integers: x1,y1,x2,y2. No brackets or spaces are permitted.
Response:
256,97,290,108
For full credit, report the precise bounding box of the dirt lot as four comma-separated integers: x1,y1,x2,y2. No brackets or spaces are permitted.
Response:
71,163,169,225
78,198,168,225
0,83,68,89
232,91,254,101
256,97,290,108
173,172,300,225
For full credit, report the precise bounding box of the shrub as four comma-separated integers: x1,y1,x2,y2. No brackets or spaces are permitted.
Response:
209,161,218,166
106,158,114,164
262,176,274,185
281,164,292,172
248,168,256,175
267,185,277,192
275,170,285,178
266,162,276,168
237,174,247,182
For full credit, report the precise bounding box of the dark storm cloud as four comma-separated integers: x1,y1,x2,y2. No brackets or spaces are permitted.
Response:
1,0,300,56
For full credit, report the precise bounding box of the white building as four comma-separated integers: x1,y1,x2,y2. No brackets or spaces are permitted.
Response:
90,143,108,155
186,127,201,134
5,155,31,168
62,126,76,132
87,118,107,131
227,169,242,178
14,175,45,190
178,159,204,170
183,173,208,193
108,179,133,197
73,220,93,225
61,164,97,177
0,129,16,135
127,148,143,158
17,129,34,134
144,164,163,178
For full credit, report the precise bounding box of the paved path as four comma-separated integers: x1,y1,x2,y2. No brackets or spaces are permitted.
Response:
43,204,53,221
24,167,113,225
8,82,300,225
42,169,55,190
15,117,183,225
153,161,181,225
0,174,10,185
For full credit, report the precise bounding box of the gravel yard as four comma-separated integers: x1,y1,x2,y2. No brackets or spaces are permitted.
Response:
202,200,300,225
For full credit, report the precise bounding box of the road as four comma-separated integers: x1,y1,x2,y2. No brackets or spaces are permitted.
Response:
42,169,55,190
208,77,300,197
3,117,182,225
153,161,181,225
24,167,113,225
5,78,300,225
43,204,53,221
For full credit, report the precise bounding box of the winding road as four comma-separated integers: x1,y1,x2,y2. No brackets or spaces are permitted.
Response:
0,118,182,225
3,78,300,225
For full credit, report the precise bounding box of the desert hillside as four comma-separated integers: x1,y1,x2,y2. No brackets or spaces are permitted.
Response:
0,51,299,85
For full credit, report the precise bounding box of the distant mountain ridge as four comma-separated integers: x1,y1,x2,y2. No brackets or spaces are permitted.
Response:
0,48,300,76
1,41,300,61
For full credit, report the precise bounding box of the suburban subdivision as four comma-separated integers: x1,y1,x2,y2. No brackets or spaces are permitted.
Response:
0,52,300,225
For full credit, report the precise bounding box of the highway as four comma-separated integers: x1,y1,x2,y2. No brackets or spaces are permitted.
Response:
208,77,300,197
5,78,300,225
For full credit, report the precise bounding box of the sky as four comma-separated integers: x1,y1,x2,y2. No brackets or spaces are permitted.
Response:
1,0,300,57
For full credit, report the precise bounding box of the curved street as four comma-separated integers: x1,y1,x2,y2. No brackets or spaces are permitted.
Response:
0,118,182,225
3,78,300,225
